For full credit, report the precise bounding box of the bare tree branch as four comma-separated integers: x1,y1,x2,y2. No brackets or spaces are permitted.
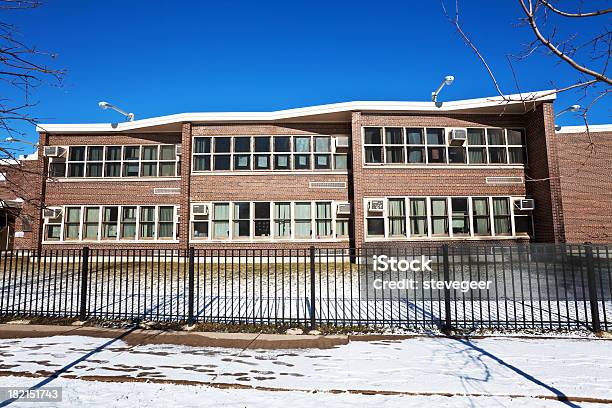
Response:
539,0,612,18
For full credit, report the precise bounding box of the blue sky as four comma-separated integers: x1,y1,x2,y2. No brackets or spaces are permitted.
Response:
4,0,611,150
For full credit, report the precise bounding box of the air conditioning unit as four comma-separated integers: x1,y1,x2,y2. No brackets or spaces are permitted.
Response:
367,198,384,213
334,135,350,149
449,128,467,145
192,203,209,216
175,144,182,156
336,202,351,215
43,146,66,157
43,208,62,219
515,198,535,211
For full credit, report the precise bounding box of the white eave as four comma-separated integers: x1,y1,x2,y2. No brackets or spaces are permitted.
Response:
36,90,557,134
555,124,612,134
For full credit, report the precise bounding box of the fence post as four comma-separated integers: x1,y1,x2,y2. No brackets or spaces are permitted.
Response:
187,247,195,324
309,246,316,330
442,244,452,333
584,243,601,333
79,246,89,321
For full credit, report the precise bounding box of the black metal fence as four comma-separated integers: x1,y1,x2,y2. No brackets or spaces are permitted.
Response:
0,243,610,331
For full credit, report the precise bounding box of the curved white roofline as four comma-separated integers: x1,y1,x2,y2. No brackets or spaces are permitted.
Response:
556,124,612,134
36,90,556,134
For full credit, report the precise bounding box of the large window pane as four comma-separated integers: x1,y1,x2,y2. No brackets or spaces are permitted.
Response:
364,127,382,144
254,202,271,237
274,136,291,152
121,206,137,239
69,147,85,161
487,128,505,145
102,206,118,239
215,137,231,153
254,137,270,152
472,198,491,236
315,202,332,237
295,137,310,153
234,137,251,153
83,207,100,240
158,206,175,239
406,128,424,144
426,128,445,145
451,198,469,235
233,202,250,238
410,198,427,236
388,198,406,236
274,203,291,238
194,138,211,153
294,203,311,238
385,128,403,144
493,198,511,235
467,128,485,145
430,198,448,236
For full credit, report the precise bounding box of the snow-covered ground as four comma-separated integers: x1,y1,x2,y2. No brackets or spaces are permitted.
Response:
0,334,610,407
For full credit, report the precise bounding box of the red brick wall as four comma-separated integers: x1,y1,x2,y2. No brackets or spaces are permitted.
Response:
350,112,539,247
556,129,612,243
523,103,565,243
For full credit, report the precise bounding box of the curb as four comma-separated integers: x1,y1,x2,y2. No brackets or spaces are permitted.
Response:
0,324,348,349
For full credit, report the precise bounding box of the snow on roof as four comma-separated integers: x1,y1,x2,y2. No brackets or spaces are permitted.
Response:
36,90,557,134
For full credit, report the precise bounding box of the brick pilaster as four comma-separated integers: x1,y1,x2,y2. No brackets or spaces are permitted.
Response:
179,123,192,250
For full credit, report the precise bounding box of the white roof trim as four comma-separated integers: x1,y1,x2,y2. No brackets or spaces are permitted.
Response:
556,124,612,134
36,90,556,134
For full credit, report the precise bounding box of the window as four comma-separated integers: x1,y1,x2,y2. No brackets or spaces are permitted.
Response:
514,204,533,236
140,207,155,239
385,128,404,164
334,154,348,170
314,137,331,169
493,197,511,235
336,219,349,238
487,129,507,164
82,207,100,240
49,161,67,178
64,207,81,240
294,136,311,170
427,128,446,164
366,201,385,237
409,198,427,236
362,126,526,167
274,203,291,238
233,137,251,170
44,205,179,242
67,147,85,177
472,198,491,236
507,129,527,164
105,147,122,177
430,198,448,236
193,135,343,172
254,202,271,237
44,209,62,241
294,203,312,239
102,206,119,239
467,128,487,164
123,146,140,177
191,204,209,240
274,136,291,170
193,137,211,171
388,198,406,236
315,202,332,237
55,144,179,178
86,146,103,177
254,137,271,170
233,202,250,238
157,206,175,239
406,128,425,164
212,203,230,239
451,198,470,236
364,127,383,164
213,138,231,171
121,206,137,239
159,145,177,176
